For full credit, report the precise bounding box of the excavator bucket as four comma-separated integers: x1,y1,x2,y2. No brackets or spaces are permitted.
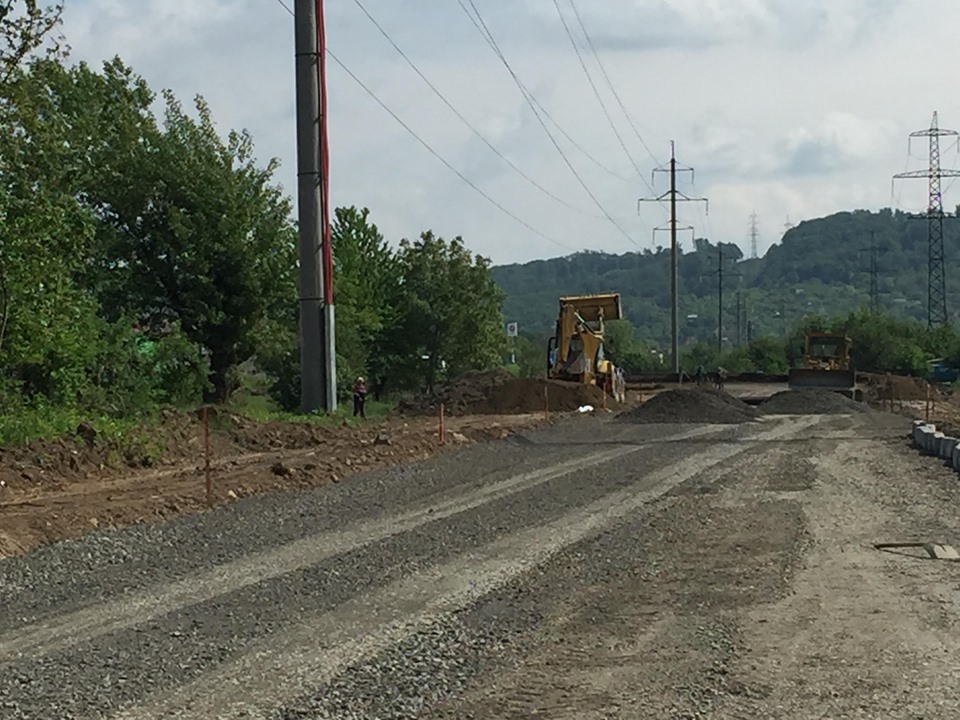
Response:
558,293,622,323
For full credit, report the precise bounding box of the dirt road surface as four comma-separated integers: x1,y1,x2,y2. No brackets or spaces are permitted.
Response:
2,407,959,718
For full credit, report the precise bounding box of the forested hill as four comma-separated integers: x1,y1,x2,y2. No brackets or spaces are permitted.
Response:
492,209,960,345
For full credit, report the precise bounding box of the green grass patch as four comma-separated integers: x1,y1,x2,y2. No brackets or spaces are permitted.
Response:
0,404,170,469
0,403,154,447
243,398,395,426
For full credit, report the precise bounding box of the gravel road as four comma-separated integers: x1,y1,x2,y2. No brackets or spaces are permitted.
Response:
2,408,957,718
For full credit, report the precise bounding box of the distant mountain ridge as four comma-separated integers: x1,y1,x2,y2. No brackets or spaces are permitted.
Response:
491,209,960,345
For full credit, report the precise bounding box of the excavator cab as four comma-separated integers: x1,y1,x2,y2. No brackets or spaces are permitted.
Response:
547,292,626,403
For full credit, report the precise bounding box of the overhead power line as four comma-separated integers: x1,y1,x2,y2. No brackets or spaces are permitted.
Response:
566,0,661,167
327,52,577,251
550,0,644,181
455,0,635,186
350,0,611,220
460,0,640,247
272,0,577,251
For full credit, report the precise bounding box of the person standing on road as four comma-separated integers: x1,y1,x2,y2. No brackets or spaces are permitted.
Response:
352,376,367,418
715,366,727,392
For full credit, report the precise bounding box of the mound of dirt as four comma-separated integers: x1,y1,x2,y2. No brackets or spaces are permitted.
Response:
616,388,759,424
398,370,619,416
759,389,870,415
859,373,931,401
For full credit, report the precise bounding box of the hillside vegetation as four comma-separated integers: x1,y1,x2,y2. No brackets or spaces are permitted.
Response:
493,209,960,344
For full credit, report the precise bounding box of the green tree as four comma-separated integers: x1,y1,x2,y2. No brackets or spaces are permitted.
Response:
602,319,636,364
330,206,402,399
513,334,548,378
0,1,64,84
88,88,297,401
745,336,789,374
393,231,505,392
0,57,211,413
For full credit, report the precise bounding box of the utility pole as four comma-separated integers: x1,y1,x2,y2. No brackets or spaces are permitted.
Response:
869,231,880,312
717,247,723,355
737,290,749,346
701,244,741,356
748,212,759,259
295,0,337,413
893,111,960,327
639,141,707,374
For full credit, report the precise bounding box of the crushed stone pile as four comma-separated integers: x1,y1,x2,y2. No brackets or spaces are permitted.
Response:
398,370,619,416
759,389,870,415
616,388,759,424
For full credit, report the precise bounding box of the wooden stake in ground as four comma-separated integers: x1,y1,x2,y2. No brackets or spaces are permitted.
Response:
438,403,445,445
544,385,549,421
926,382,932,422
203,406,212,507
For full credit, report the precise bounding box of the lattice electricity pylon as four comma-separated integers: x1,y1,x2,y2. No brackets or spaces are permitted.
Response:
893,111,960,327
748,211,759,259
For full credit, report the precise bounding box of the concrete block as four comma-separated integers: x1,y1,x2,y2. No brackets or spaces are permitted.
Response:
940,436,950,456
940,436,956,459
933,431,945,455
919,426,936,453
913,423,924,447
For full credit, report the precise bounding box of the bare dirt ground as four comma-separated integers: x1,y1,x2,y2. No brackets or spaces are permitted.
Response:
0,409,548,559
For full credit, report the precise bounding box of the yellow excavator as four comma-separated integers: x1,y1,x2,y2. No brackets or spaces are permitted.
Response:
788,331,862,400
546,292,626,403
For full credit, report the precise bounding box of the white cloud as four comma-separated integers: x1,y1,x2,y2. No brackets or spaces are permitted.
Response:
57,0,960,264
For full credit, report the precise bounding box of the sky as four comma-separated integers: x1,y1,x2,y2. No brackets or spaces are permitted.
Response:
59,0,960,265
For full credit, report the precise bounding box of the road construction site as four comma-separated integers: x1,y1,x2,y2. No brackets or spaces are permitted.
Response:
3,380,960,718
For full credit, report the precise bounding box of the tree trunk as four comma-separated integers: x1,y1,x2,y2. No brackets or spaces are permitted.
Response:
205,349,237,403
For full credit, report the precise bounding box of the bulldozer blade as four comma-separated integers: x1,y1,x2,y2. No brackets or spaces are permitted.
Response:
788,368,859,397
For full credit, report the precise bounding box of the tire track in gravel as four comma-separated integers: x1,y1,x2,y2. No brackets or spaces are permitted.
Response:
0,425,726,665
111,415,822,720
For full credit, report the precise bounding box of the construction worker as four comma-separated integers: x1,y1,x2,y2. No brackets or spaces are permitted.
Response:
715,366,727,392
352,376,367,418
694,365,705,386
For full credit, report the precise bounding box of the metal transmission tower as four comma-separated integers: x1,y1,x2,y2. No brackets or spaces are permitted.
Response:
294,0,337,412
639,141,707,373
893,111,960,327
748,212,759,259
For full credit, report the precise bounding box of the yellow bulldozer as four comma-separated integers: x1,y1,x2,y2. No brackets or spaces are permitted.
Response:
546,292,626,403
788,331,862,400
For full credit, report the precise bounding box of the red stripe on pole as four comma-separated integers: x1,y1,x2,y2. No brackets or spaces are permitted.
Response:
316,0,334,305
